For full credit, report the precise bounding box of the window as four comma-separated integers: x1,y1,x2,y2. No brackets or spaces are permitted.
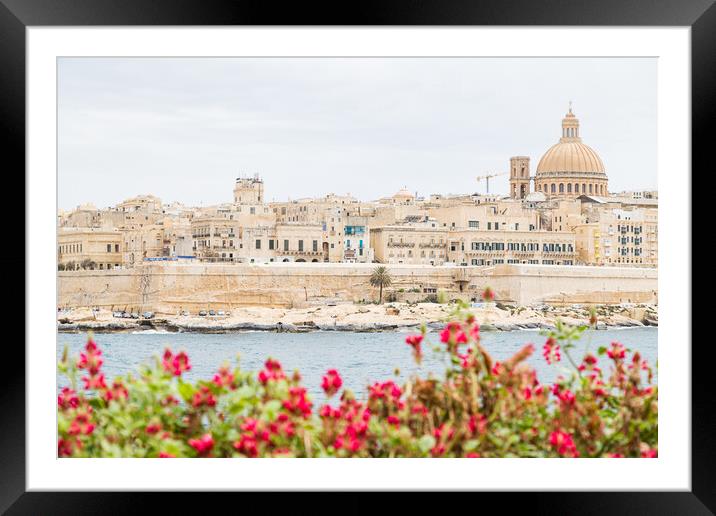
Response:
313,240,318,252
284,240,289,251
469,220,479,229
256,239,261,250
298,240,304,252
106,244,111,252
250,207,256,215
551,184,556,193
269,240,275,250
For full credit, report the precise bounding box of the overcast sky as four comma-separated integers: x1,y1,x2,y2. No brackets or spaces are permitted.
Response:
58,57,656,210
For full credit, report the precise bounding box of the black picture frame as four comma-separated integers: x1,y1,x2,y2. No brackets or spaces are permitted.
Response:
3,0,708,512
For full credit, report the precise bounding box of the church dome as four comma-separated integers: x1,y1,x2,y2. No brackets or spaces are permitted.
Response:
532,105,609,198
393,187,415,200
536,141,605,174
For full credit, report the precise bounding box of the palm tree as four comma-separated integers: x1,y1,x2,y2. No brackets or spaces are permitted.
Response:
369,266,393,304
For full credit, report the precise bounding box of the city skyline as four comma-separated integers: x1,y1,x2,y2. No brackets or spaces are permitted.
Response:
58,57,657,211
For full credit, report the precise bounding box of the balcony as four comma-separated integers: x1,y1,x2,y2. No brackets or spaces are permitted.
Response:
282,249,323,256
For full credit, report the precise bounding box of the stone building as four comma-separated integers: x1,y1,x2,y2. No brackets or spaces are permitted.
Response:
370,219,447,265
58,228,123,270
233,175,264,204
573,202,658,267
446,229,576,266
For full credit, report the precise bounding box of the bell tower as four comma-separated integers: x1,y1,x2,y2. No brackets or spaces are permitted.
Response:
509,156,531,199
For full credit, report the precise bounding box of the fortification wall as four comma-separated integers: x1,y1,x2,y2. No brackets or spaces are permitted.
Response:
57,263,657,312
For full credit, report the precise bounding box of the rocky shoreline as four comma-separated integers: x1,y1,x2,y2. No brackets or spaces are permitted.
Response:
57,302,658,334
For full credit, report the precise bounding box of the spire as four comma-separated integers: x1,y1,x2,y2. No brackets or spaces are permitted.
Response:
560,103,581,142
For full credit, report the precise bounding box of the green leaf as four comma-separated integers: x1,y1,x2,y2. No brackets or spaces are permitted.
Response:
418,434,436,454
177,380,196,402
597,346,607,356
262,399,282,419
463,439,479,451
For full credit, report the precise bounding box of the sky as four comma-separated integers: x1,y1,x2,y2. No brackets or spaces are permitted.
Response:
58,57,657,210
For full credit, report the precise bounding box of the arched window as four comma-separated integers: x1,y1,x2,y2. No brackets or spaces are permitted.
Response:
589,184,593,194
567,183,572,193
551,184,556,193
582,183,587,194
559,183,564,193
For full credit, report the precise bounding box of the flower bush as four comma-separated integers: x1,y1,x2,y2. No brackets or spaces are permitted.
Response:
57,302,657,458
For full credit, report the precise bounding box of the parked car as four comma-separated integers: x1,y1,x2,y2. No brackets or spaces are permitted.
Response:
198,310,207,316
181,311,190,317
112,311,123,318
208,310,216,316
142,311,155,319
217,310,225,316
225,311,231,316
130,313,140,319
121,311,132,318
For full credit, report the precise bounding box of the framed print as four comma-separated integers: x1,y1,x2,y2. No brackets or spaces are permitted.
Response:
3,0,711,512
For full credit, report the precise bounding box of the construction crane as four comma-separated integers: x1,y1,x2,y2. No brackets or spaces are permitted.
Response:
476,172,508,194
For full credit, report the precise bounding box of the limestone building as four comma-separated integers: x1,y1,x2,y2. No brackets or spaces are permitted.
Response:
233,175,264,204
58,228,123,270
534,106,609,199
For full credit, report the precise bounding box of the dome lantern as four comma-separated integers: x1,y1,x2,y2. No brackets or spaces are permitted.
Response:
560,102,581,142
533,105,609,199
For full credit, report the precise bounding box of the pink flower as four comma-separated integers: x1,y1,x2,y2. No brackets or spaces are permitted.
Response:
82,373,107,390
57,387,79,410
103,380,128,403
542,337,561,365
557,389,576,406
467,414,487,436
405,334,424,363
234,435,258,457
158,452,175,458
188,433,214,455
641,448,657,458
607,342,626,360
258,358,286,384
212,366,236,389
321,369,343,397
549,430,579,457
68,412,95,436
481,287,495,302
192,386,217,408
146,422,162,435
282,387,313,418
162,348,192,376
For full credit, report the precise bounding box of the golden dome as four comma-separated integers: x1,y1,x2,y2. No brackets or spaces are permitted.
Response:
535,106,606,175
393,187,415,199
536,141,605,174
